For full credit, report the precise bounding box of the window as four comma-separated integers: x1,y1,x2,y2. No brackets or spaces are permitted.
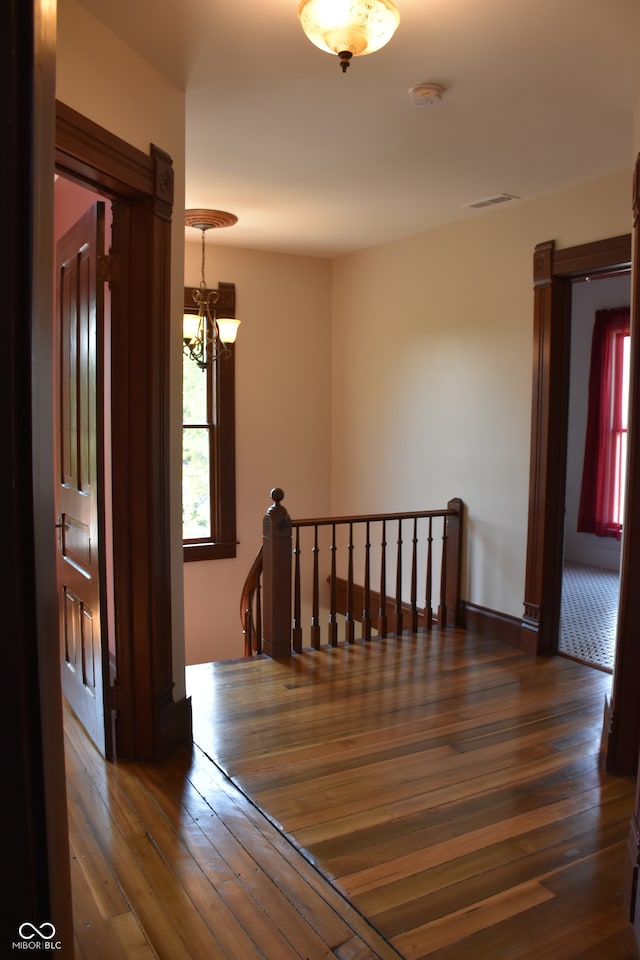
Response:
577,306,630,540
183,283,237,560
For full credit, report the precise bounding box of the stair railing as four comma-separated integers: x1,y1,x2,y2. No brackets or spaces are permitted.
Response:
242,488,464,658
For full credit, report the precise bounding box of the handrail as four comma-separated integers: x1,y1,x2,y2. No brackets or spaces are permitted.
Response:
292,506,460,526
240,547,263,657
241,489,464,658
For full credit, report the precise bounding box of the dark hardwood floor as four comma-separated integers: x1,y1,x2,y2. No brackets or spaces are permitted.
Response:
66,627,639,959
65,706,396,959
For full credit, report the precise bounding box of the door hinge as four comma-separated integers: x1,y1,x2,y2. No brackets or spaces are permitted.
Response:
105,683,123,713
97,253,120,286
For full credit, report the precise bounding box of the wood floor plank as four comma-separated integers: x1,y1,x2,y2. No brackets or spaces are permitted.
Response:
294,735,601,850
67,786,133,922
245,711,603,835
187,629,638,960
416,845,635,960
69,842,150,960
391,878,556,957
368,798,632,936
66,627,638,960
310,751,613,879
65,703,402,960
338,782,630,899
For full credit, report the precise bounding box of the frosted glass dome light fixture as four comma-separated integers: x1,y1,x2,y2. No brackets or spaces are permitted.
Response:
298,0,400,73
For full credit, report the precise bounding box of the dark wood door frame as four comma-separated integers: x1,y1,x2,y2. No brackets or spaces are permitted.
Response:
55,101,192,761
522,188,640,777
7,1,74,946
611,154,640,778
522,232,631,657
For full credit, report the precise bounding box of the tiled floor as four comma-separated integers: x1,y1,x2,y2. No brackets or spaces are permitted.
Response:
559,561,619,673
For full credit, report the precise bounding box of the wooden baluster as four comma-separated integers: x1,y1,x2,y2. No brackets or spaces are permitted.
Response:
293,526,302,653
378,520,388,637
243,613,252,659
395,518,403,636
345,521,355,644
425,517,433,631
329,523,338,646
438,514,448,627
362,520,371,641
262,487,292,658
410,517,418,634
255,575,262,653
310,525,321,649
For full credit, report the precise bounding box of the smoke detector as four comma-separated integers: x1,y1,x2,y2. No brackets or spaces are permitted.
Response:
409,82,445,107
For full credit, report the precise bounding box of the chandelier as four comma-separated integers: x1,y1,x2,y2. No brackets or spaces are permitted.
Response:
298,0,400,73
183,209,240,370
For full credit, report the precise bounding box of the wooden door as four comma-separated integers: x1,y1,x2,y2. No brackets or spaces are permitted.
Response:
55,201,111,758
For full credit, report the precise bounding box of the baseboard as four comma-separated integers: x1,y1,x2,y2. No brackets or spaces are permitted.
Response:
333,577,431,632
626,815,640,929
158,695,193,760
332,578,526,652
459,601,529,651
600,691,613,770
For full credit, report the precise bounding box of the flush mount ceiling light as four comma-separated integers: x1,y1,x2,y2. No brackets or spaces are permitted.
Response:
298,0,400,73
184,209,240,370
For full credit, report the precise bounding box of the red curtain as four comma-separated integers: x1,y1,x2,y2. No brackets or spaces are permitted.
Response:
577,306,630,539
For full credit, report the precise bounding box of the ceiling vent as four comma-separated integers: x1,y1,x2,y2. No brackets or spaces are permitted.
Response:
464,193,520,210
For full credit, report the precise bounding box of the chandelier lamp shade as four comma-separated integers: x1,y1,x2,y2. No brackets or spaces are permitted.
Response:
297,0,400,73
183,209,240,370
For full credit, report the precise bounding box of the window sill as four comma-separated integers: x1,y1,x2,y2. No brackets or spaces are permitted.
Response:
184,541,238,562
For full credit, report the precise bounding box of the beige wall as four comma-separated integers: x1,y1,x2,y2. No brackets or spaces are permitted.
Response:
56,0,188,693
186,169,631,661
56,1,640,667
183,244,332,662
331,169,632,620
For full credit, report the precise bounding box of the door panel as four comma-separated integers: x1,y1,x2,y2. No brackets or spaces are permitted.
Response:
56,201,110,757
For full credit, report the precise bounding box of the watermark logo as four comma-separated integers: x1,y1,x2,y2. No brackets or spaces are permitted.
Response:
12,923,62,951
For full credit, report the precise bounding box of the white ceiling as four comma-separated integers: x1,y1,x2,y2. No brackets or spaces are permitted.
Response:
75,0,640,258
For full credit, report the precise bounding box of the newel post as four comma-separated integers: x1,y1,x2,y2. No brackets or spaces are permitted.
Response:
262,488,293,658
445,498,464,626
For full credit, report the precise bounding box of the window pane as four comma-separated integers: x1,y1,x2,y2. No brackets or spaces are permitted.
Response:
183,353,208,424
183,426,211,539
182,283,237,558
621,335,630,430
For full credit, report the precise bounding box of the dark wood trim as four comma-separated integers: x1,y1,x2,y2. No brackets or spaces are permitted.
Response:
612,158,640,778
522,245,573,655
185,541,238,561
56,101,156,198
522,232,632,657
56,101,191,761
622,153,640,952
444,497,464,626
627,820,640,920
334,577,430,632
553,234,632,276
262,490,293,659
460,602,526,651
5,2,74,950
183,283,237,561
331,585,525,653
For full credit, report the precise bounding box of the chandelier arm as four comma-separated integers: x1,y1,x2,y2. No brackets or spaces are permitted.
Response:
184,209,238,369
184,230,226,368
